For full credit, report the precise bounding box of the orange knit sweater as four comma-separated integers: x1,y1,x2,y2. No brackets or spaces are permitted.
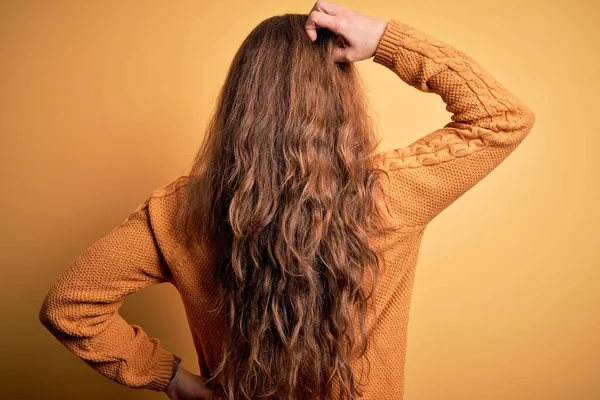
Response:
39,19,535,399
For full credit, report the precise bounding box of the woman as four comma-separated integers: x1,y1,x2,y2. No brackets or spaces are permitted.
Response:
39,1,535,399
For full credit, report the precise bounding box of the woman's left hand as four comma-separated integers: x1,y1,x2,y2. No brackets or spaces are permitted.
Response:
164,365,221,399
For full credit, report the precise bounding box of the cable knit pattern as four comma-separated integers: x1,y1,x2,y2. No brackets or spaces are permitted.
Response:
373,20,535,227
38,19,535,398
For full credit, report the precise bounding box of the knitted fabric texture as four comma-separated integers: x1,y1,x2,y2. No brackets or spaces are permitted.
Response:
39,19,535,399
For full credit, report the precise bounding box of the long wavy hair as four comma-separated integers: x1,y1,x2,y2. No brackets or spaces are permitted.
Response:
177,13,399,400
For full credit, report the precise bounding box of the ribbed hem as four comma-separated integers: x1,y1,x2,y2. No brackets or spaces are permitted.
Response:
145,348,175,392
373,19,412,70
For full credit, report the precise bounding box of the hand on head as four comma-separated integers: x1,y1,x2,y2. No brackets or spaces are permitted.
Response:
304,1,388,63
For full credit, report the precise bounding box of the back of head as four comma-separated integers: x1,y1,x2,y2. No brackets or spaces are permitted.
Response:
178,13,395,400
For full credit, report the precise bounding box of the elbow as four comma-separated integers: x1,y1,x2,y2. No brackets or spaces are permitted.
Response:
519,107,536,145
38,292,58,334
523,105,536,131
38,288,69,337
39,284,110,339
518,100,536,132
508,104,536,146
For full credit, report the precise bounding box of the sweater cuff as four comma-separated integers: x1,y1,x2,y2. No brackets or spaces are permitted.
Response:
145,348,175,392
373,19,412,70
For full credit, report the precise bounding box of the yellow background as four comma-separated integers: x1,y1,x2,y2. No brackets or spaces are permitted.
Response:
1,0,598,399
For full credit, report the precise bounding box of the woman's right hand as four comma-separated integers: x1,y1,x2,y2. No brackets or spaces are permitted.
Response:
304,1,389,63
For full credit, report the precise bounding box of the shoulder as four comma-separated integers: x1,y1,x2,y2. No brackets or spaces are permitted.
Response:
144,175,192,258
146,174,191,219
146,175,193,218
149,175,191,200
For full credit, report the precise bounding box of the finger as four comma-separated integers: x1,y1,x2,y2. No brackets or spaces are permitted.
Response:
305,10,338,41
304,12,318,41
333,47,348,63
309,0,320,13
315,0,344,16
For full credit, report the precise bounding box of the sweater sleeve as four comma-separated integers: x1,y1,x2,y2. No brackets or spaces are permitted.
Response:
38,197,175,392
373,20,536,226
